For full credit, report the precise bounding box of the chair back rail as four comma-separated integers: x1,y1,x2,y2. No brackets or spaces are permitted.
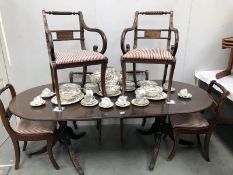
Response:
207,80,230,127
0,84,17,136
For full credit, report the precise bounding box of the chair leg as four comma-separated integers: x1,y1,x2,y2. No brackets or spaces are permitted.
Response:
23,141,27,151
121,59,126,95
133,63,137,85
100,62,107,96
12,139,20,169
203,132,212,162
47,137,60,170
52,67,62,109
28,144,48,157
167,130,179,161
162,64,168,85
120,118,123,144
82,66,87,87
97,119,102,145
167,63,176,100
50,65,55,91
141,118,146,127
73,121,78,130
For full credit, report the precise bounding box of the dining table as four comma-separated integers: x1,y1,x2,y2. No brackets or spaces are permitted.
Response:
8,81,213,175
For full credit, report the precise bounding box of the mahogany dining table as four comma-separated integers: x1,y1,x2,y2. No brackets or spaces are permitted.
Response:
9,81,212,174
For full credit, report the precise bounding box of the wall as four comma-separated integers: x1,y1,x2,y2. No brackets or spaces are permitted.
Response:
0,0,232,92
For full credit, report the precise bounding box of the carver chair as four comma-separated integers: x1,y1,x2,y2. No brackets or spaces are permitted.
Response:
42,10,108,109
167,80,229,161
0,84,59,170
121,11,179,100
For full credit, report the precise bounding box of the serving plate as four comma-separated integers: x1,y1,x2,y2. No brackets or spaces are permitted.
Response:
51,93,84,105
146,92,167,100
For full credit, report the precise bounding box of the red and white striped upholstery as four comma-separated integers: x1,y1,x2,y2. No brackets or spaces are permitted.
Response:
15,119,56,134
122,48,174,60
55,50,106,65
170,113,209,128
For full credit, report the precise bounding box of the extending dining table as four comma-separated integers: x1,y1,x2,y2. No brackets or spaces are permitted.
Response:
9,81,212,174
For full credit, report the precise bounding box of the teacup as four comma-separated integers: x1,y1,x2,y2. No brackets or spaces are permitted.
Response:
126,81,135,91
100,97,112,107
179,89,188,97
42,88,52,96
83,89,95,104
135,88,146,99
84,83,99,93
117,96,128,106
33,96,44,105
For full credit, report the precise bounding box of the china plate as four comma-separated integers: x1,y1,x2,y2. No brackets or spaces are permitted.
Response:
51,93,84,105
41,92,55,98
97,90,121,97
81,99,99,107
115,101,130,107
30,100,46,107
178,92,192,99
99,101,114,108
146,92,168,100
131,99,150,107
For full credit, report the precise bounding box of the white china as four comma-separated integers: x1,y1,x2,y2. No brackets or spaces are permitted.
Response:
135,88,146,99
137,80,157,87
41,88,55,98
163,83,175,92
131,98,150,107
125,81,136,91
59,83,81,92
178,92,192,99
146,92,167,100
87,71,101,84
30,96,46,107
81,99,98,107
116,96,129,106
99,97,114,108
97,90,121,97
51,93,84,105
141,86,163,97
115,101,130,107
84,83,99,93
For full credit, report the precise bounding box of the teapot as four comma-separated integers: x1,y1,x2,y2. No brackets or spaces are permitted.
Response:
87,71,101,83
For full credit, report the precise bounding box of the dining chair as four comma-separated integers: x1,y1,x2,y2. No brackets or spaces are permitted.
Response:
121,11,179,100
42,10,108,109
0,84,59,170
167,80,229,161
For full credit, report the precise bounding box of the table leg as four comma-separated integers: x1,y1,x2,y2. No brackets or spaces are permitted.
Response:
149,132,161,171
58,121,86,175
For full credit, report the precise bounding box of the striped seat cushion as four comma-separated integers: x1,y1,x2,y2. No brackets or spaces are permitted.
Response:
55,50,106,65
170,113,209,128
122,48,174,60
15,119,56,134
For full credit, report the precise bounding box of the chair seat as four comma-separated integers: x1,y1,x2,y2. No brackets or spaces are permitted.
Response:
15,119,56,134
55,50,106,65
122,48,174,60
170,113,209,128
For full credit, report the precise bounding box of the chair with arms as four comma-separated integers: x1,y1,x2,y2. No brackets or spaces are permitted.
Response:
42,10,108,109
167,80,230,161
0,84,59,169
121,11,179,99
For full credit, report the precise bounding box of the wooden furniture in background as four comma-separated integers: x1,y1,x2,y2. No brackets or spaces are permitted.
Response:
216,37,233,79
121,11,179,100
167,80,229,161
0,84,59,170
42,10,108,109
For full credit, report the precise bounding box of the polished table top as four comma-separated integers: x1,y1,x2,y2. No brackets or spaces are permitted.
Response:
9,81,213,121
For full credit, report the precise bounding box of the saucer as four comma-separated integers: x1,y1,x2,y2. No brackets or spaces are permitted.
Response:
99,101,114,108
115,101,130,107
30,99,46,107
163,86,175,92
81,99,98,107
97,90,121,97
41,92,55,98
146,92,167,100
178,92,192,99
131,99,150,107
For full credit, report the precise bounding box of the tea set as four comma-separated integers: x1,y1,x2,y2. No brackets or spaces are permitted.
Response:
30,66,192,108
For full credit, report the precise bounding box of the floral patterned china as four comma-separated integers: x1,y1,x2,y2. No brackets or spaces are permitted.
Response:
115,96,130,107
163,82,175,92
40,88,55,98
30,96,46,107
178,89,192,98
51,93,84,105
99,97,114,108
137,80,157,87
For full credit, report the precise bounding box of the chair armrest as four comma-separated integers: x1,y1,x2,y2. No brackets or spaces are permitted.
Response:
79,12,107,54
0,84,16,98
170,27,179,56
207,80,230,97
121,27,136,54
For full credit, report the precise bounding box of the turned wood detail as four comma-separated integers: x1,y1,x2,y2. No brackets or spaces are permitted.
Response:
216,37,233,79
